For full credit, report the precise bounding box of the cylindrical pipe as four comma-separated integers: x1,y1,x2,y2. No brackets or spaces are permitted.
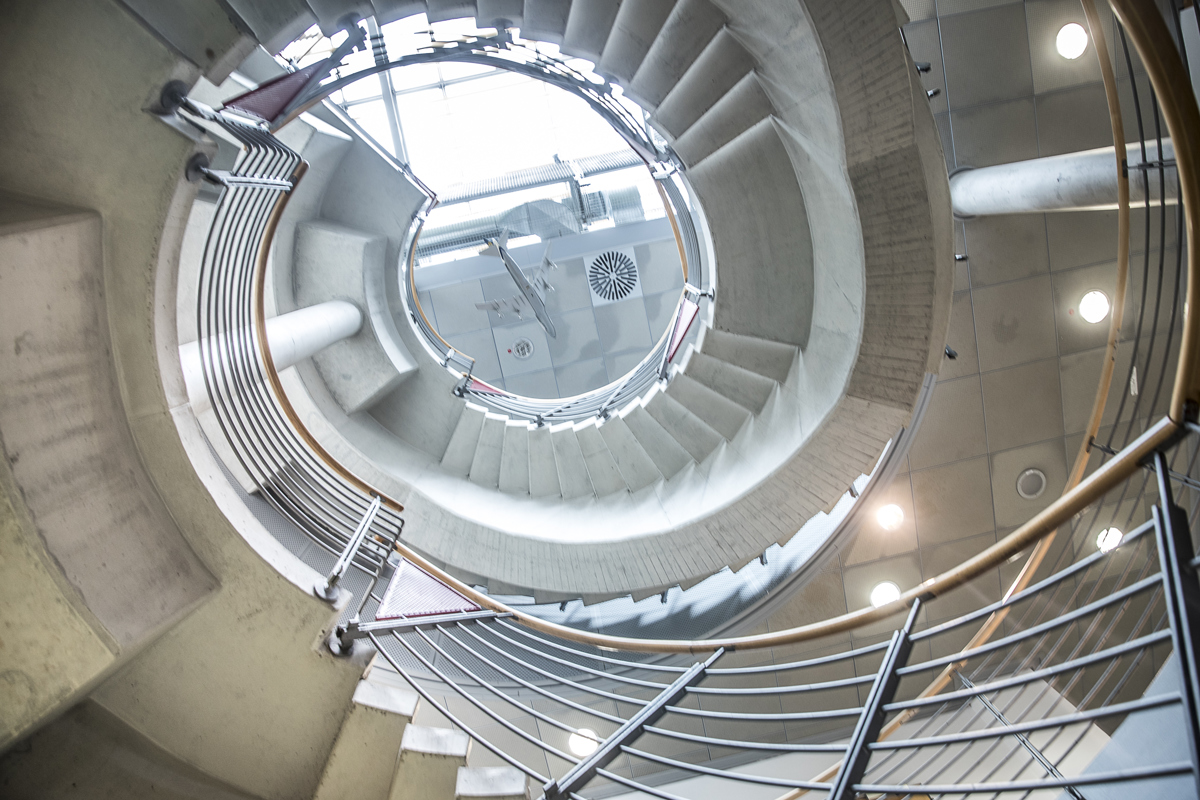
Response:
180,300,362,413
950,139,1177,216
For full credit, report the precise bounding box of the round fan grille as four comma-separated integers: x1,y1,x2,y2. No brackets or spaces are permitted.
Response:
588,251,638,302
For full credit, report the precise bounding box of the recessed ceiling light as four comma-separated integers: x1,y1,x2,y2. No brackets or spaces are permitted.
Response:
1097,527,1123,553
569,728,599,757
1079,290,1110,324
1056,23,1089,59
876,504,905,531
1016,468,1047,500
870,581,901,608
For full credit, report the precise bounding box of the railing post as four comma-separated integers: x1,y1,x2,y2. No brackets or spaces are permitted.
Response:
540,648,724,800
1152,450,1200,794
829,600,921,800
315,495,383,601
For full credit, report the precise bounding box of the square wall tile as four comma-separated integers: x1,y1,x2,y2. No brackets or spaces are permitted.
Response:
964,215,1049,287
503,368,560,398
429,279,491,336
990,438,1068,527
921,531,1002,622
594,297,653,354
447,327,503,384
899,0,937,21
908,376,988,470
556,359,608,396
1046,211,1118,270
495,320,554,378
1052,261,1120,355
1026,0,1105,95
643,290,682,343
1035,83,1112,156
605,349,648,381
635,240,686,296
972,275,1058,371
911,455,996,546
547,307,604,366
938,0,1020,14
903,20,948,114
941,4,1033,108
951,97,1039,168
545,257,593,314
982,357,1064,452
941,291,980,379
843,474,919,566
841,553,924,624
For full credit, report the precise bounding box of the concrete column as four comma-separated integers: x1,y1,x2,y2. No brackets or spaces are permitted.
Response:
180,299,363,413
950,139,1178,216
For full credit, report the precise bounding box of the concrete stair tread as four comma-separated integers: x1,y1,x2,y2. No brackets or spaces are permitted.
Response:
598,414,662,491
550,423,594,499
442,404,487,474
643,390,723,462
498,421,531,494
426,0,478,23
392,724,470,800
576,420,627,496
699,327,797,384
673,70,774,168
665,373,751,440
372,0,430,25
527,425,561,498
652,27,756,138
314,675,418,800
561,0,622,62
476,0,524,26
622,404,692,479
469,414,506,488
456,766,529,800
596,0,678,84
683,350,777,414
627,0,726,110
521,0,572,43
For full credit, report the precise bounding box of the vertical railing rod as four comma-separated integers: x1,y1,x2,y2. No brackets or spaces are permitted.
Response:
957,672,1088,800
1153,449,1200,796
316,494,382,601
829,599,921,800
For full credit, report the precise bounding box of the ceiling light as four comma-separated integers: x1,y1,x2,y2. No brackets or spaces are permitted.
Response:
870,581,901,608
1097,527,1123,553
1079,290,1110,324
1057,23,1089,60
569,729,599,757
876,504,905,531
1016,468,1047,500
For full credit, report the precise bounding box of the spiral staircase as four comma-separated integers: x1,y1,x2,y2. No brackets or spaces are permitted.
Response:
2,0,1200,799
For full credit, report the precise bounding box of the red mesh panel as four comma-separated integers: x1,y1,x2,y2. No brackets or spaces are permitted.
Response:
668,298,700,363
376,559,482,620
224,63,325,122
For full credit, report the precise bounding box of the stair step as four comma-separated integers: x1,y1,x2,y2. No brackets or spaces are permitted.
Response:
598,414,662,490
622,404,693,479
521,0,571,43
576,420,626,496
456,766,529,800
390,725,470,800
527,425,561,497
442,404,487,475
372,1,429,26
476,0,523,26
627,0,726,110
684,351,776,414
426,0,478,22
550,423,594,499
665,373,750,440
561,0,622,63
652,28,755,138
643,390,723,462
314,677,418,800
700,328,797,384
596,0,678,84
673,71,774,167
498,422,531,494
469,414,506,488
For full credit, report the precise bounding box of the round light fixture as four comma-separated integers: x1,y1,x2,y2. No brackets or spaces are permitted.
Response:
1056,23,1089,59
1079,290,1110,324
876,503,905,531
1097,527,1124,553
568,729,599,757
870,581,902,608
511,337,535,360
1016,468,1047,500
